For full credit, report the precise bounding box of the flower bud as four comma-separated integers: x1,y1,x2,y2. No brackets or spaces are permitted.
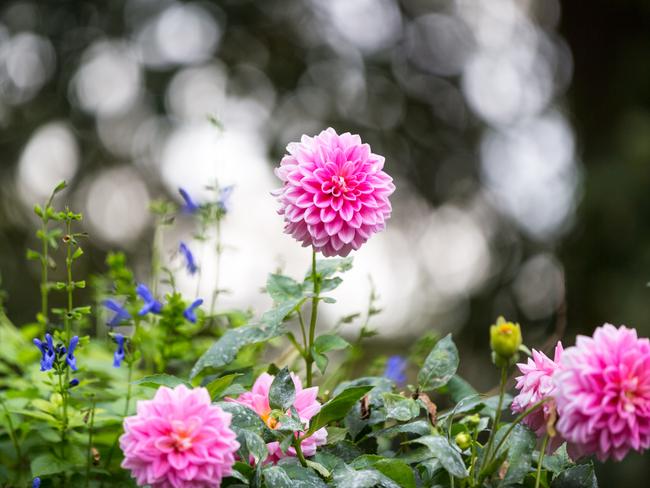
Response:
465,413,481,428
490,316,522,366
455,432,472,450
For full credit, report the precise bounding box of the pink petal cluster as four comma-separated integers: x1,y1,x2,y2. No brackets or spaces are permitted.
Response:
273,128,395,257
553,324,650,461
512,342,565,452
120,385,239,488
231,372,327,463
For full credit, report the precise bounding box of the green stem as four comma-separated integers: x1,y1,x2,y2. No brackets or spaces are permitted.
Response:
124,361,134,416
305,249,320,387
40,220,49,332
151,220,164,297
292,437,308,467
535,434,550,488
298,312,307,351
58,371,68,451
85,396,96,488
482,366,508,467
0,396,22,463
209,218,223,316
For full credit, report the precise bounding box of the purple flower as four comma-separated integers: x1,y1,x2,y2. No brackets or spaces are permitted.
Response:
33,333,56,371
136,283,162,315
179,242,198,275
33,478,41,488
113,333,126,368
183,299,204,324
179,188,200,214
103,299,131,327
217,185,234,214
384,355,408,386
69,378,80,388
66,336,79,371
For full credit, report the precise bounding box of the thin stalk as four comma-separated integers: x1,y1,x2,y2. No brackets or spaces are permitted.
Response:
85,396,96,488
151,222,162,296
298,312,307,351
124,361,134,416
535,434,550,488
292,437,308,467
64,219,73,343
482,366,508,466
0,396,22,463
58,371,68,451
209,217,223,316
305,249,320,387
40,221,49,331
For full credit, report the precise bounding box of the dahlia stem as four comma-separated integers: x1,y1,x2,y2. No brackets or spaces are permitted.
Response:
292,437,308,467
482,366,508,470
535,434,550,488
305,249,321,387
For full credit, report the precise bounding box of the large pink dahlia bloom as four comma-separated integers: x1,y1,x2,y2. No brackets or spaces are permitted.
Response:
231,372,327,463
273,128,395,257
512,342,565,452
120,385,239,488
553,324,650,461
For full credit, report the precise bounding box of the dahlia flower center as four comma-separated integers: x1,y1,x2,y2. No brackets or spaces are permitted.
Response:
620,377,640,412
261,410,278,429
170,420,198,452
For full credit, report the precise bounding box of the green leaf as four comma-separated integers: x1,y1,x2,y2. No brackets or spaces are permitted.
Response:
350,456,416,488
417,334,459,391
499,424,536,486
551,464,598,488
330,464,400,488
267,274,304,302
216,401,267,434
308,386,373,434
205,373,241,400
543,445,572,475
382,393,421,422
313,257,353,278
264,463,327,488
31,453,76,477
445,375,479,403
269,367,296,411
312,334,350,374
26,249,41,261
133,374,192,389
239,430,268,464
190,298,301,378
369,420,432,439
408,435,468,479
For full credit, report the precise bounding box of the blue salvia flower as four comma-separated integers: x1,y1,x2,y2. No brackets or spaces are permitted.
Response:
66,336,79,371
32,478,41,488
69,378,80,388
179,187,200,214
136,283,163,315
217,185,234,214
113,333,126,368
103,299,131,327
33,333,56,371
179,242,198,275
183,298,204,324
384,355,408,386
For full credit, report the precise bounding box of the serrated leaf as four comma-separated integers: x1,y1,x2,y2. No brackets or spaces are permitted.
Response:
308,386,373,434
417,334,459,391
311,257,353,278
133,374,192,389
330,464,400,488
408,435,468,479
312,334,351,374
267,274,303,303
382,393,421,422
269,367,296,411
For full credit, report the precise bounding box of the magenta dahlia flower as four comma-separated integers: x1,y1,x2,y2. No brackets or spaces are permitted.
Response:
553,324,650,461
512,342,565,452
120,385,239,488
231,372,327,463
273,128,395,257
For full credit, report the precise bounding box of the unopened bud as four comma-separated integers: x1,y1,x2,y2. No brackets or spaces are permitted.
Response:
490,316,522,366
455,432,472,450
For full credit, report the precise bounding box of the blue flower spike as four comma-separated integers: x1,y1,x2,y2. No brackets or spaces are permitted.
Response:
136,283,163,316
113,333,126,368
183,299,204,324
33,478,41,488
179,242,198,275
66,336,79,371
33,333,56,371
179,187,200,214
103,299,131,327
384,355,408,386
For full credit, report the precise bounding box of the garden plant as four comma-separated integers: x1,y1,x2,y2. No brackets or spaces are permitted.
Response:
2,128,648,487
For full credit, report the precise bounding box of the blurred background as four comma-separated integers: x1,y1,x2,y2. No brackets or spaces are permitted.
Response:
0,0,649,483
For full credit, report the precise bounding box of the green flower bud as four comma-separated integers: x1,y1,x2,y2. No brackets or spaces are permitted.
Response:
455,432,472,450
465,413,481,428
490,316,522,366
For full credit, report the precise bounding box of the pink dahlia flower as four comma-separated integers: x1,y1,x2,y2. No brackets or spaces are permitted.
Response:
273,128,395,257
120,385,239,488
512,342,565,452
231,372,327,463
554,324,650,461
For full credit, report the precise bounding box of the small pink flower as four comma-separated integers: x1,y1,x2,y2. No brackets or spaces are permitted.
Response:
512,342,565,452
273,128,395,257
554,324,650,461
120,385,239,488
231,372,327,463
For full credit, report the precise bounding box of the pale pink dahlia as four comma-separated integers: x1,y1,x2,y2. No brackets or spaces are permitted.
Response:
120,385,239,488
231,372,327,463
553,324,650,461
273,128,395,257
512,342,565,452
